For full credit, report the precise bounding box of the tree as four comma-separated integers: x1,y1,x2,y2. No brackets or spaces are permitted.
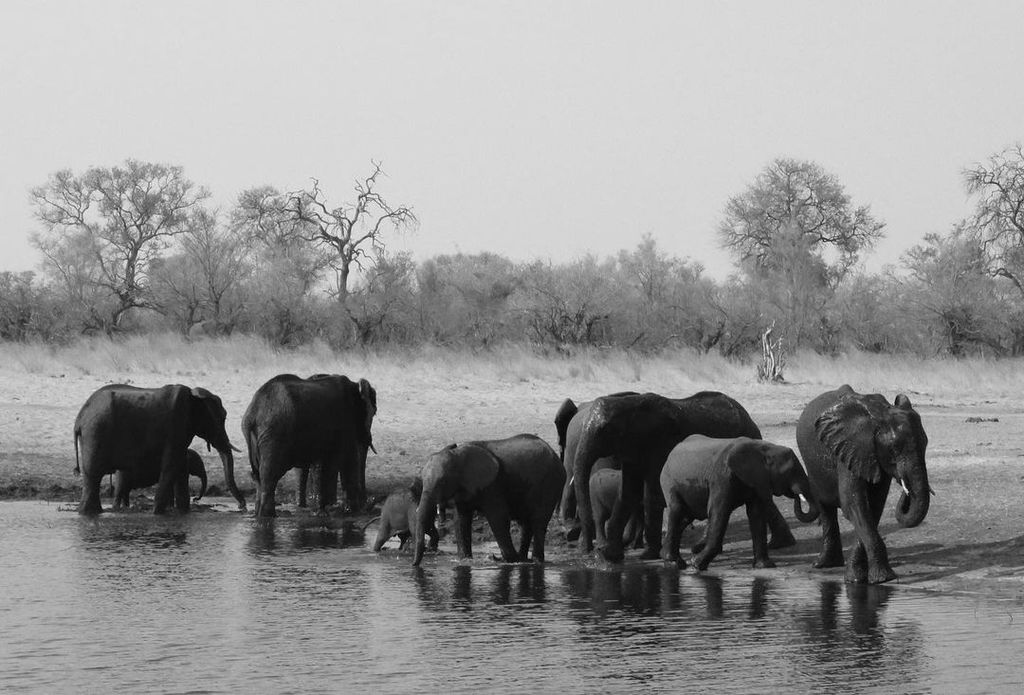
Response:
719,158,885,347
284,163,417,305
31,160,210,333
902,227,1008,356
964,143,1024,299
516,256,616,347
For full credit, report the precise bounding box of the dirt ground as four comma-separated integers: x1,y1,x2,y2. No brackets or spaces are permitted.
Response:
2,357,1023,597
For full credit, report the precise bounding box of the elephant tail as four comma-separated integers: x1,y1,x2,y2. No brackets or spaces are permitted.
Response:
245,425,260,482
73,425,81,476
362,515,381,532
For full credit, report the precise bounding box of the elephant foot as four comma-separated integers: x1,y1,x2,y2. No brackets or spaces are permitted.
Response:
639,546,662,561
861,564,897,585
597,543,624,563
565,526,581,542
752,558,776,569
662,551,687,569
813,549,845,569
692,551,713,572
768,531,797,550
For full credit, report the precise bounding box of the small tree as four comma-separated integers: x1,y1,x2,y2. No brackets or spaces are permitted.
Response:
964,143,1024,300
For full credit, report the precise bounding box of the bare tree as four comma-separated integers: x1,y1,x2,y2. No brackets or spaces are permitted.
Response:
964,143,1024,299
31,160,209,332
284,162,417,304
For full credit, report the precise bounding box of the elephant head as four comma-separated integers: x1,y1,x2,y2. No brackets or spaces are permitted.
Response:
189,387,245,510
553,398,579,462
816,393,929,528
413,444,500,566
728,440,820,523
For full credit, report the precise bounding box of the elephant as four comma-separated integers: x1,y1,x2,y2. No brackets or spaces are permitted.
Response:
412,434,565,567
242,373,377,518
588,466,644,550
73,384,246,515
566,390,796,561
556,390,795,550
796,385,931,584
113,448,208,509
366,478,439,552
660,435,820,570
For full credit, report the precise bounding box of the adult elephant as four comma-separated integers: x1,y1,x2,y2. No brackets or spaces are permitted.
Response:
796,385,931,584
242,373,377,518
660,435,819,570
573,392,702,562
113,448,208,509
558,390,796,550
412,434,564,567
73,384,245,515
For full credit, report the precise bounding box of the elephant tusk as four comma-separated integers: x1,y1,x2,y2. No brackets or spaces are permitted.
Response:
929,484,936,496
899,479,911,496
799,494,809,505
369,442,378,455
230,444,242,453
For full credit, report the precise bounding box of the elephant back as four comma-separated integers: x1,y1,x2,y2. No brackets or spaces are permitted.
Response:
672,391,762,440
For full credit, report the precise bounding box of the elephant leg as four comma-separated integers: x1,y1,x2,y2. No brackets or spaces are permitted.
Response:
746,501,775,569
455,504,474,558
173,470,191,512
396,531,411,551
482,503,518,563
662,494,690,567
427,524,440,551
372,522,390,552
814,504,845,568
153,454,180,515
255,464,285,518
297,468,309,508
317,461,339,513
79,469,105,515
112,472,129,510
846,487,895,585
529,518,549,564
518,521,533,562
601,470,642,562
639,476,664,560
693,498,730,571
765,499,796,549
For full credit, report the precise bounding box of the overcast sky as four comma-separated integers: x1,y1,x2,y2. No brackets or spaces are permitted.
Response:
2,1,1022,278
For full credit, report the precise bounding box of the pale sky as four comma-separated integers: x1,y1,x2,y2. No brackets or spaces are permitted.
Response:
2,1,1022,278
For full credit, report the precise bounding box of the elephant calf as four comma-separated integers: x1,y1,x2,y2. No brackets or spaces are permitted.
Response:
412,434,565,566
588,467,644,550
660,435,820,570
113,449,208,509
367,479,439,552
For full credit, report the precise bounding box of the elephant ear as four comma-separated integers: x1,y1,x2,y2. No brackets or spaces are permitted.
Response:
726,440,770,494
894,393,913,411
815,398,882,483
454,444,501,497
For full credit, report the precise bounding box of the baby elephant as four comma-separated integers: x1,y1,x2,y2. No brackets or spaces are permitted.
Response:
660,435,820,570
368,478,440,552
589,466,644,550
113,449,208,509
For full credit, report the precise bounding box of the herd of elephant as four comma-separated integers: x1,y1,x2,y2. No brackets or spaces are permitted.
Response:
71,373,931,585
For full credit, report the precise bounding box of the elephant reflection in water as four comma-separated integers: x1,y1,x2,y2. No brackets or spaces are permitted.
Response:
412,565,548,612
561,566,685,619
793,582,925,687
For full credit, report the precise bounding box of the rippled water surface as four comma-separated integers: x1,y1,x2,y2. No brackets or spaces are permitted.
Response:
1,501,1021,693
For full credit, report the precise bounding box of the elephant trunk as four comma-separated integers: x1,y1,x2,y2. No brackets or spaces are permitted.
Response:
791,480,819,523
412,486,439,567
894,462,930,528
216,447,246,511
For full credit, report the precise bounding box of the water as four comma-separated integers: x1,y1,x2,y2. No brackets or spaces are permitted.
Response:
1,501,1021,694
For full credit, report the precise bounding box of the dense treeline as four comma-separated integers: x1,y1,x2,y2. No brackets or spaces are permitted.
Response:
4,148,1024,360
